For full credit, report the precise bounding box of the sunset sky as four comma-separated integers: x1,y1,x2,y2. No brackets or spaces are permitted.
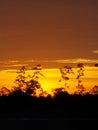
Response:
0,0,98,95
0,0,98,61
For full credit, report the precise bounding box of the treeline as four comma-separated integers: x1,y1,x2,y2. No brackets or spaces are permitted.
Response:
0,90,98,119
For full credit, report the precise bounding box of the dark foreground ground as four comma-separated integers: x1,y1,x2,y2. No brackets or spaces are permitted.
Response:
0,91,98,129
0,90,98,119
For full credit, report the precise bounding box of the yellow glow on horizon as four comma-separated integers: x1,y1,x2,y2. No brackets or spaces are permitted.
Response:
0,66,98,95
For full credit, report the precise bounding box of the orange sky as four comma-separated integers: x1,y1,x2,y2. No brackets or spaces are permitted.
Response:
0,0,98,95
0,0,98,61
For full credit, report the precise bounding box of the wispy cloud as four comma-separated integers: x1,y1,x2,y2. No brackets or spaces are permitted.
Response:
25,59,55,63
8,60,19,63
9,64,28,67
55,58,98,63
92,50,98,54
20,58,98,64
0,60,20,64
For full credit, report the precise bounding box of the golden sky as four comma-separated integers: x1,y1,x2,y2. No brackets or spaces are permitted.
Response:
0,0,98,61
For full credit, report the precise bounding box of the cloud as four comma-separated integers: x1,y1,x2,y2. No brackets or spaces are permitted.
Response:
8,60,19,63
55,58,98,63
92,50,98,54
25,58,98,64
9,64,28,67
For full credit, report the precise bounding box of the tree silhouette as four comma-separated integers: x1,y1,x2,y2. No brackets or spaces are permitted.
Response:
0,87,10,96
26,79,42,96
59,65,74,88
53,87,67,97
32,64,45,80
75,63,85,94
14,66,27,90
26,64,45,96
89,85,98,95
94,63,98,67
13,65,45,96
